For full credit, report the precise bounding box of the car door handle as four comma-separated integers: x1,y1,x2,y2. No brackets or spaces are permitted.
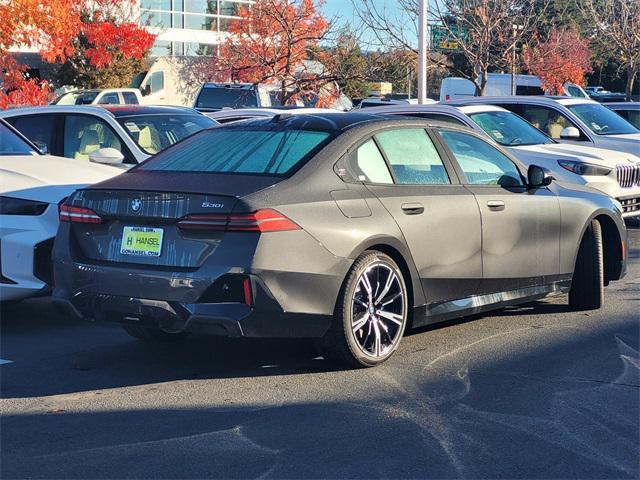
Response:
487,200,505,211
401,203,424,215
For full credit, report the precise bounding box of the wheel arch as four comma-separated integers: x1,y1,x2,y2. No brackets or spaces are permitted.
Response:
573,211,624,284
348,237,425,312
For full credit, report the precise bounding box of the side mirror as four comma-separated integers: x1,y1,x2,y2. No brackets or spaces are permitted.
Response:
33,141,48,154
141,85,151,97
560,126,581,139
89,147,124,165
528,165,554,188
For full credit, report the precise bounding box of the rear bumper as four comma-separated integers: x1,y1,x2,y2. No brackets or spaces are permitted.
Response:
52,226,349,338
51,279,333,339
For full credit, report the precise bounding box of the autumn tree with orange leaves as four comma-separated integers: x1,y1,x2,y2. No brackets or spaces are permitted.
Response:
215,0,339,106
524,29,592,95
0,0,155,108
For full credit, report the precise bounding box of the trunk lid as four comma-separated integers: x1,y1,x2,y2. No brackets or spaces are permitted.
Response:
68,173,281,268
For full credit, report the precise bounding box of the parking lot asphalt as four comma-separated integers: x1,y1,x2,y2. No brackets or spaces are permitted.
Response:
1,229,639,479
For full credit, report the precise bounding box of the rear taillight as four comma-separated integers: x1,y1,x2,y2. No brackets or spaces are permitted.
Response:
177,209,299,233
242,277,252,306
59,204,102,224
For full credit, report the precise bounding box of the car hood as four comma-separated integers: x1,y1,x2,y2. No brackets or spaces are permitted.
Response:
512,143,639,168
0,154,123,203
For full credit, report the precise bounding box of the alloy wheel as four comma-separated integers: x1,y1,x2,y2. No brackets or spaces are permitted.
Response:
350,261,406,358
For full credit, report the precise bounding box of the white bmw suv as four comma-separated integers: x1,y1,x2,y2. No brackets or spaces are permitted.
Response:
0,120,120,302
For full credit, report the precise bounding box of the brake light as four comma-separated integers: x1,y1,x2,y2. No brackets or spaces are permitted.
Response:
242,277,252,306
59,204,102,224
177,209,300,233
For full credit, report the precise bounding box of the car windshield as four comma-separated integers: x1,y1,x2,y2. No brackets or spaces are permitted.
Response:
137,128,332,175
567,103,639,135
0,123,37,156
53,91,99,105
117,114,217,155
469,111,554,146
195,87,259,110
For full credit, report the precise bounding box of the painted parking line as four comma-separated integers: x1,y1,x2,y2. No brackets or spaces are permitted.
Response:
0,359,14,365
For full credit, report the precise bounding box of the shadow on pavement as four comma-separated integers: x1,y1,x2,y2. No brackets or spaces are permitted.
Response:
2,320,638,479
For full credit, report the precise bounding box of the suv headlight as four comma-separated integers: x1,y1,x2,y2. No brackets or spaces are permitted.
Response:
557,160,612,176
0,196,49,215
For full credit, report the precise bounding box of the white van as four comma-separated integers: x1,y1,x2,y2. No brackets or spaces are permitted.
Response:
130,57,213,107
440,74,589,101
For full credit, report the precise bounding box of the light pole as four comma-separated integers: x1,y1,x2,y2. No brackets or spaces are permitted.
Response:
418,0,428,103
511,24,524,96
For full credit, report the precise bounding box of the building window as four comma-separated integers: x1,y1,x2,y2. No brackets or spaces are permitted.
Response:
141,0,252,55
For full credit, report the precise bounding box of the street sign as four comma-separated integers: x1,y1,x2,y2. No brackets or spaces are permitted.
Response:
431,26,468,51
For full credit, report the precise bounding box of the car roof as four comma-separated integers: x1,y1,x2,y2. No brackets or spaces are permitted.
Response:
0,104,201,119
358,102,506,115
445,95,594,107
217,111,475,134
100,105,202,117
606,102,640,110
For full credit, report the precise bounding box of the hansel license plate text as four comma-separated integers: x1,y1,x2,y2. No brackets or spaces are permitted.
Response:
120,226,163,257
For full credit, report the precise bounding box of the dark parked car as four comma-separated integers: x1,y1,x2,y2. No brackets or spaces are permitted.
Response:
607,102,640,130
52,113,627,367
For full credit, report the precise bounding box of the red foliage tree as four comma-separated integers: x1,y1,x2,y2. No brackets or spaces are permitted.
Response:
0,0,155,108
524,29,593,94
215,0,335,106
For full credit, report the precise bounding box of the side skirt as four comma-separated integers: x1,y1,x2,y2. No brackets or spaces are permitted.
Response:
411,279,572,329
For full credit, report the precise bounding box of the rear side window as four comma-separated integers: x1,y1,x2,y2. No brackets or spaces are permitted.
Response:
122,92,140,104
98,93,120,104
355,139,393,184
439,130,523,187
10,115,57,153
138,128,331,175
375,128,450,185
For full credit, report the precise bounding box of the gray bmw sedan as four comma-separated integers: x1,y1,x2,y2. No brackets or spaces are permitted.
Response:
52,113,627,367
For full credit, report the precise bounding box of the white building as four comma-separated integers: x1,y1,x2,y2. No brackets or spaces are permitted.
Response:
139,0,254,57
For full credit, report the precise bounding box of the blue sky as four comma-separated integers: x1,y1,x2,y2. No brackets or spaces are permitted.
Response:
321,1,416,47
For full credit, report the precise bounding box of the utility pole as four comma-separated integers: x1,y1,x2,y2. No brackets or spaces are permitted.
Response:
511,24,523,96
418,0,428,103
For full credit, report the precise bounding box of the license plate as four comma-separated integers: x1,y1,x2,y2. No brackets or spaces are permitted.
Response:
120,226,164,257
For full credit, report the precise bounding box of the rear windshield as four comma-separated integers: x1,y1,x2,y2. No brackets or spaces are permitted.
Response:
137,128,332,175
195,87,259,110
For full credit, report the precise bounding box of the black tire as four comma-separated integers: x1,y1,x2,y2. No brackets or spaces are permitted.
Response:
569,219,604,310
122,324,189,343
321,251,408,368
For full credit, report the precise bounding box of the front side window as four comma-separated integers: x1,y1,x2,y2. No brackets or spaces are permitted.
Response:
469,111,553,146
0,123,37,155
518,105,582,140
354,139,393,184
566,103,639,136
63,115,124,161
375,128,450,185
439,130,524,187
138,128,332,175
117,114,216,155
150,71,164,93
